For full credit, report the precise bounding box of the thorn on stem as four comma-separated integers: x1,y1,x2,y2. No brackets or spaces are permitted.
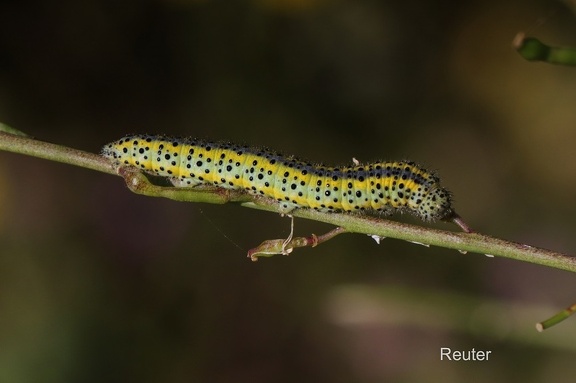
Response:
447,212,473,233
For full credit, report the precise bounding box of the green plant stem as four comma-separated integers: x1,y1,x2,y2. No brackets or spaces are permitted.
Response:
1,131,576,274
536,303,576,332
0,131,115,175
514,32,576,66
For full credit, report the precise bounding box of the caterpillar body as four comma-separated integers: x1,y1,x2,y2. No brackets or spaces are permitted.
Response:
102,134,468,229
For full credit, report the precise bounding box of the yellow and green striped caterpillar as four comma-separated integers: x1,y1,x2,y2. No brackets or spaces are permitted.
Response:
102,134,469,230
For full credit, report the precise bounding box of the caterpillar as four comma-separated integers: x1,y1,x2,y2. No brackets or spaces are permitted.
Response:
102,134,470,231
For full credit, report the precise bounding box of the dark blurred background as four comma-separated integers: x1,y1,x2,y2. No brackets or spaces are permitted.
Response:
1,0,576,382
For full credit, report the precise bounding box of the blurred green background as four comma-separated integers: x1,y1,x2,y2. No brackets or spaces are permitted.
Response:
2,0,576,382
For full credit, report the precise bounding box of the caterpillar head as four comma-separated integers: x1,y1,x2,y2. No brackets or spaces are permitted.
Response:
417,187,453,221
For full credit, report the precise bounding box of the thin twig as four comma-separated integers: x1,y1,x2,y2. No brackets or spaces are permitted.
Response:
537,303,576,332
514,32,576,66
1,131,576,274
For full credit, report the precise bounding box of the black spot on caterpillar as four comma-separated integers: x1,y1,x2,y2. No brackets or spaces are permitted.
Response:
102,134,470,231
